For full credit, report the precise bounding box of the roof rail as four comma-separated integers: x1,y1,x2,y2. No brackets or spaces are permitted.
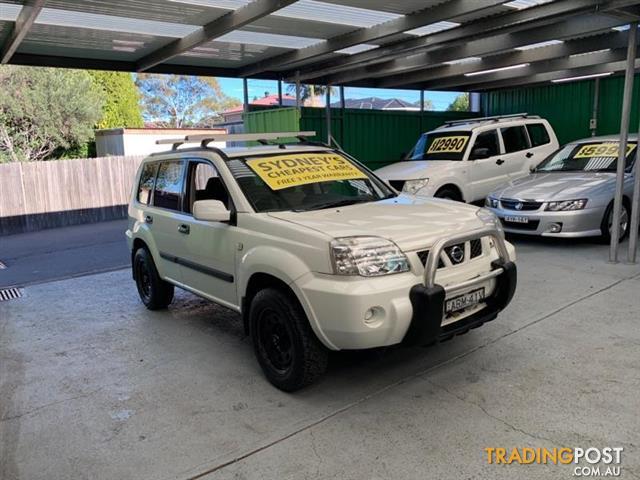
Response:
156,131,317,150
443,113,539,127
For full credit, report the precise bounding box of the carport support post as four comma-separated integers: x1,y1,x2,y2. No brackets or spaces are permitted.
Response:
277,80,283,106
326,86,332,145
242,78,249,114
591,78,600,137
295,71,301,110
610,22,637,263
628,108,640,263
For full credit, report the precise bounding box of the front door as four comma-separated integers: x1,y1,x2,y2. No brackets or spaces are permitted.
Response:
468,129,506,201
178,160,238,309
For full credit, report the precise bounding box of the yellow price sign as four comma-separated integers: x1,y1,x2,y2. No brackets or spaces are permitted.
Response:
246,153,368,191
574,142,636,158
427,136,469,154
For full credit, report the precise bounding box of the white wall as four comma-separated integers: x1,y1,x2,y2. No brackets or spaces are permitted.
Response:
96,130,226,157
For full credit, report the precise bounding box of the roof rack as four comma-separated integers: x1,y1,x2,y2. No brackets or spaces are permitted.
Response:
156,131,317,150
443,113,539,127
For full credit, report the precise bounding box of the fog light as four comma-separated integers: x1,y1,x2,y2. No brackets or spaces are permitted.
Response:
364,306,385,326
546,222,562,233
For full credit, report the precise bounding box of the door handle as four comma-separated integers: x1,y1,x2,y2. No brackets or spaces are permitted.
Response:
178,224,190,235
144,215,153,224
496,159,505,165
526,152,534,158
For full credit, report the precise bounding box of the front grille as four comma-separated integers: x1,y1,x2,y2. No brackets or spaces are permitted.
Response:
500,198,542,211
502,219,540,231
470,239,482,259
444,243,466,265
389,180,406,191
417,238,484,269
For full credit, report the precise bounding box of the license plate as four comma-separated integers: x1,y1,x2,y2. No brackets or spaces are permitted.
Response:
445,288,485,314
504,215,529,224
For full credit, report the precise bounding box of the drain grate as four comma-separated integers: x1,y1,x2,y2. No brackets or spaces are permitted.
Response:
0,288,23,301
0,260,6,269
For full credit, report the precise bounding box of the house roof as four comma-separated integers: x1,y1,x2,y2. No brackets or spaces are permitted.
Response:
331,97,418,109
223,94,297,114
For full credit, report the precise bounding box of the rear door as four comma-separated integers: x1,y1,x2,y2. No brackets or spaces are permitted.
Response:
499,125,532,180
525,122,554,170
468,129,506,200
146,159,188,284
177,159,238,308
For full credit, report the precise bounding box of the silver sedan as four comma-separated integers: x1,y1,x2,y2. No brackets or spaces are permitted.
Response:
485,135,636,241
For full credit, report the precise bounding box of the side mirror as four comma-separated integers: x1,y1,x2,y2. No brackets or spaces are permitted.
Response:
193,200,230,223
470,147,490,160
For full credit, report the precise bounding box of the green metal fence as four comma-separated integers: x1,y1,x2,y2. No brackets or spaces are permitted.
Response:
482,74,640,145
244,107,478,170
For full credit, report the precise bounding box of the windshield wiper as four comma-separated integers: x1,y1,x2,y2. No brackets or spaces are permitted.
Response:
298,197,371,212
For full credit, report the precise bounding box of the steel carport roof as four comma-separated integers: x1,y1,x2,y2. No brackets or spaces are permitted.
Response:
1,0,640,91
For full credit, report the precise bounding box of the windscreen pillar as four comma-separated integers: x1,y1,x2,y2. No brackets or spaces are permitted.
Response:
610,22,637,263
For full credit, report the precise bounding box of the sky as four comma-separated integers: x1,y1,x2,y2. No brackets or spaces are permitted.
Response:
217,77,462,111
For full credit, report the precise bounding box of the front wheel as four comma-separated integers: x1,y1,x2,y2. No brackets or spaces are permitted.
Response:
250,288,328,392
434,186,462,201
133,248,174,310
599,201,630,243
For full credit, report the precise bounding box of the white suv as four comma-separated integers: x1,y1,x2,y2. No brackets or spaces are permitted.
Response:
127,132,517,391
376,114,558,203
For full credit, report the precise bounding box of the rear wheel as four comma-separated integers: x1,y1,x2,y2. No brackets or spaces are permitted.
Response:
599,201,630,243
434,186,462,201
250,288,328,392
133,248,174,310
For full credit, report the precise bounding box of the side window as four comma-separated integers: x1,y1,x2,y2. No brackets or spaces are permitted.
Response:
527,123,551,147
500,126,530,153
186,161,229,213
152,160,185,211
137,162,158,205
470,130,500,159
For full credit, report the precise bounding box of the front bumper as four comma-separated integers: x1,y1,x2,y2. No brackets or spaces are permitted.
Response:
488,205,604,238
294,226,516,350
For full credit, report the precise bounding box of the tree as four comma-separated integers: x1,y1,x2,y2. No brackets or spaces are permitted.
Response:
89,71,143,129
0,66,104,162
446,92,470,112
136,74,240,127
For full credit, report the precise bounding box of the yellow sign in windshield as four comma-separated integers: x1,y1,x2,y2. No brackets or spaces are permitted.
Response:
574,142,637,158
246,153,368,191
427,136,469,154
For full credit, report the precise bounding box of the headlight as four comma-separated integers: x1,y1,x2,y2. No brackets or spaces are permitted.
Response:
485,196,499,208
330,236,410,277
403,178,429,194
476,208,504,235
545,199,588,211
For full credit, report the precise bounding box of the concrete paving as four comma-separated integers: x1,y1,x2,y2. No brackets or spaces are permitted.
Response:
1,238,639,480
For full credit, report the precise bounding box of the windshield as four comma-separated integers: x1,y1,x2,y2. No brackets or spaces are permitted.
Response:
535,141,637,173
410,131,471,161
226,151,395,213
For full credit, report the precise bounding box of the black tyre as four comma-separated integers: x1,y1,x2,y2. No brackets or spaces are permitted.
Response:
599,201,630,243
133,248,174,310
434,186,462,201
249,288,328,392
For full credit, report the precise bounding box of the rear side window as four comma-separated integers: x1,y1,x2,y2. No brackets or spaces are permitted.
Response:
501,126,530,153
527,123,551,147
153,160,185,211
137,162,158,205
470,130,500,159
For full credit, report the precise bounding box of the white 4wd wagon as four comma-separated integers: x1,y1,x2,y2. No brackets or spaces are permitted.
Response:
376,113,558,203
127,132,517,391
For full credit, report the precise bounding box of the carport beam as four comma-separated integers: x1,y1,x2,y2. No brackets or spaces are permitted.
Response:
610,22,637,263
